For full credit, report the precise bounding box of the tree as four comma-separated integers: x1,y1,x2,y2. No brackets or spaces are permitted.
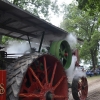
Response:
76,0,100,15
1,0,59,45
1,36,16,44
8,0,59,20
60,3,100,70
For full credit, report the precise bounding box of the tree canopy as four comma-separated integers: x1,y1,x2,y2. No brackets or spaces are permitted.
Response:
0,0,60,44
76,0,100,15
61,2,100,69
8,0,59,20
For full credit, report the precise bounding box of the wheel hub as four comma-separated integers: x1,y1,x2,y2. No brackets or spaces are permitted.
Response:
45,91,53,100
82,86,84,90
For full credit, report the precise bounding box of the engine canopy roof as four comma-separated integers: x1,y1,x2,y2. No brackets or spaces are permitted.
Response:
0,0,70,45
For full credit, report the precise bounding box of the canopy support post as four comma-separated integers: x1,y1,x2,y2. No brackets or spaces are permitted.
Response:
38,31,45,52
27,35,32,52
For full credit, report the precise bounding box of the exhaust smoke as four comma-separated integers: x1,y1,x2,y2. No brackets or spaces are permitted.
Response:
66,55,77,82
5,40,47,57
6,41,30,57
65,33,86,82
65,33,77,50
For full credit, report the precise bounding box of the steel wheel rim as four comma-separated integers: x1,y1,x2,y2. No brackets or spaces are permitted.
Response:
19,54,68,100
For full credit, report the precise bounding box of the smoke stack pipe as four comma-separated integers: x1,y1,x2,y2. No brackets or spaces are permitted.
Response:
72,49,79,66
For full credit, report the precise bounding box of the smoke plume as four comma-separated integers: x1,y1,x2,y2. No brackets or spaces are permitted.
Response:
6,40,47,57
66,55,77,82
6,41,30,57
65,33,77,50
65,33,86,82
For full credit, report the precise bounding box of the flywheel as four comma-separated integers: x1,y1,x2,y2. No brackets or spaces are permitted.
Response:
49,40,72,69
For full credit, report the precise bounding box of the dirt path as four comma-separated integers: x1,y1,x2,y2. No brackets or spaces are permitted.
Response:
86,77,100,100
68,76,100,100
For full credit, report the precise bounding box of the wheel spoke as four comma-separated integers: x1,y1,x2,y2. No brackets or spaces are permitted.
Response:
62,49,65,55
54,94,67,99
83,85,88,94
78,90,82,98
82,90,86,95
53,76,66,90
78,88,82,91
79,79,83,86
83,89,87,95
29,67,44,89
82,78,85,85
78,82,82,90
50,62,57,86
28,70,33,83
79,80,82,88
60,49,65,57
19,93,41,98
83,84,88,88
63,57,67,61
43,57,48,84
81,89,88,100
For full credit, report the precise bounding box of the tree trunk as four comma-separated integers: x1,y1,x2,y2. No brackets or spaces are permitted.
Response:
90,48,97,71
90,50,96,70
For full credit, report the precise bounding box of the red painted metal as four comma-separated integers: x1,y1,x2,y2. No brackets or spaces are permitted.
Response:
78,77,88,100
19,54,68,100
0,70,6,100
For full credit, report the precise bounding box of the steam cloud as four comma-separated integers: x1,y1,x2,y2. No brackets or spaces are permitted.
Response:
65,33,86,82
65,33,77,50
6,41,30,57
66,55,77,82
66,55,86,82
6,40,47,57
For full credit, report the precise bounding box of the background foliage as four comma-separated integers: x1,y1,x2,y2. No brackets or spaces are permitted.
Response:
61,2,100,69
76,0,100,15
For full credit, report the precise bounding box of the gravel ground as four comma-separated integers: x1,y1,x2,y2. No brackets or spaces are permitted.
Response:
68,76,100,100
86,77,100,100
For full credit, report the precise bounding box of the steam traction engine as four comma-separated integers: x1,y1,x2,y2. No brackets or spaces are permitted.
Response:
4,40,88,100
0,1,88,100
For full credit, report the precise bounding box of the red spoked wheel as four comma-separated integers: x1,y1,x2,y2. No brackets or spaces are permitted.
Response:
19,54,68,100
72,76,88,100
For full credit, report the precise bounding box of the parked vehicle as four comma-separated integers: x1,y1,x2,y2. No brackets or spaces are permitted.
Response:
86,69,94,77
94,68,100,75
